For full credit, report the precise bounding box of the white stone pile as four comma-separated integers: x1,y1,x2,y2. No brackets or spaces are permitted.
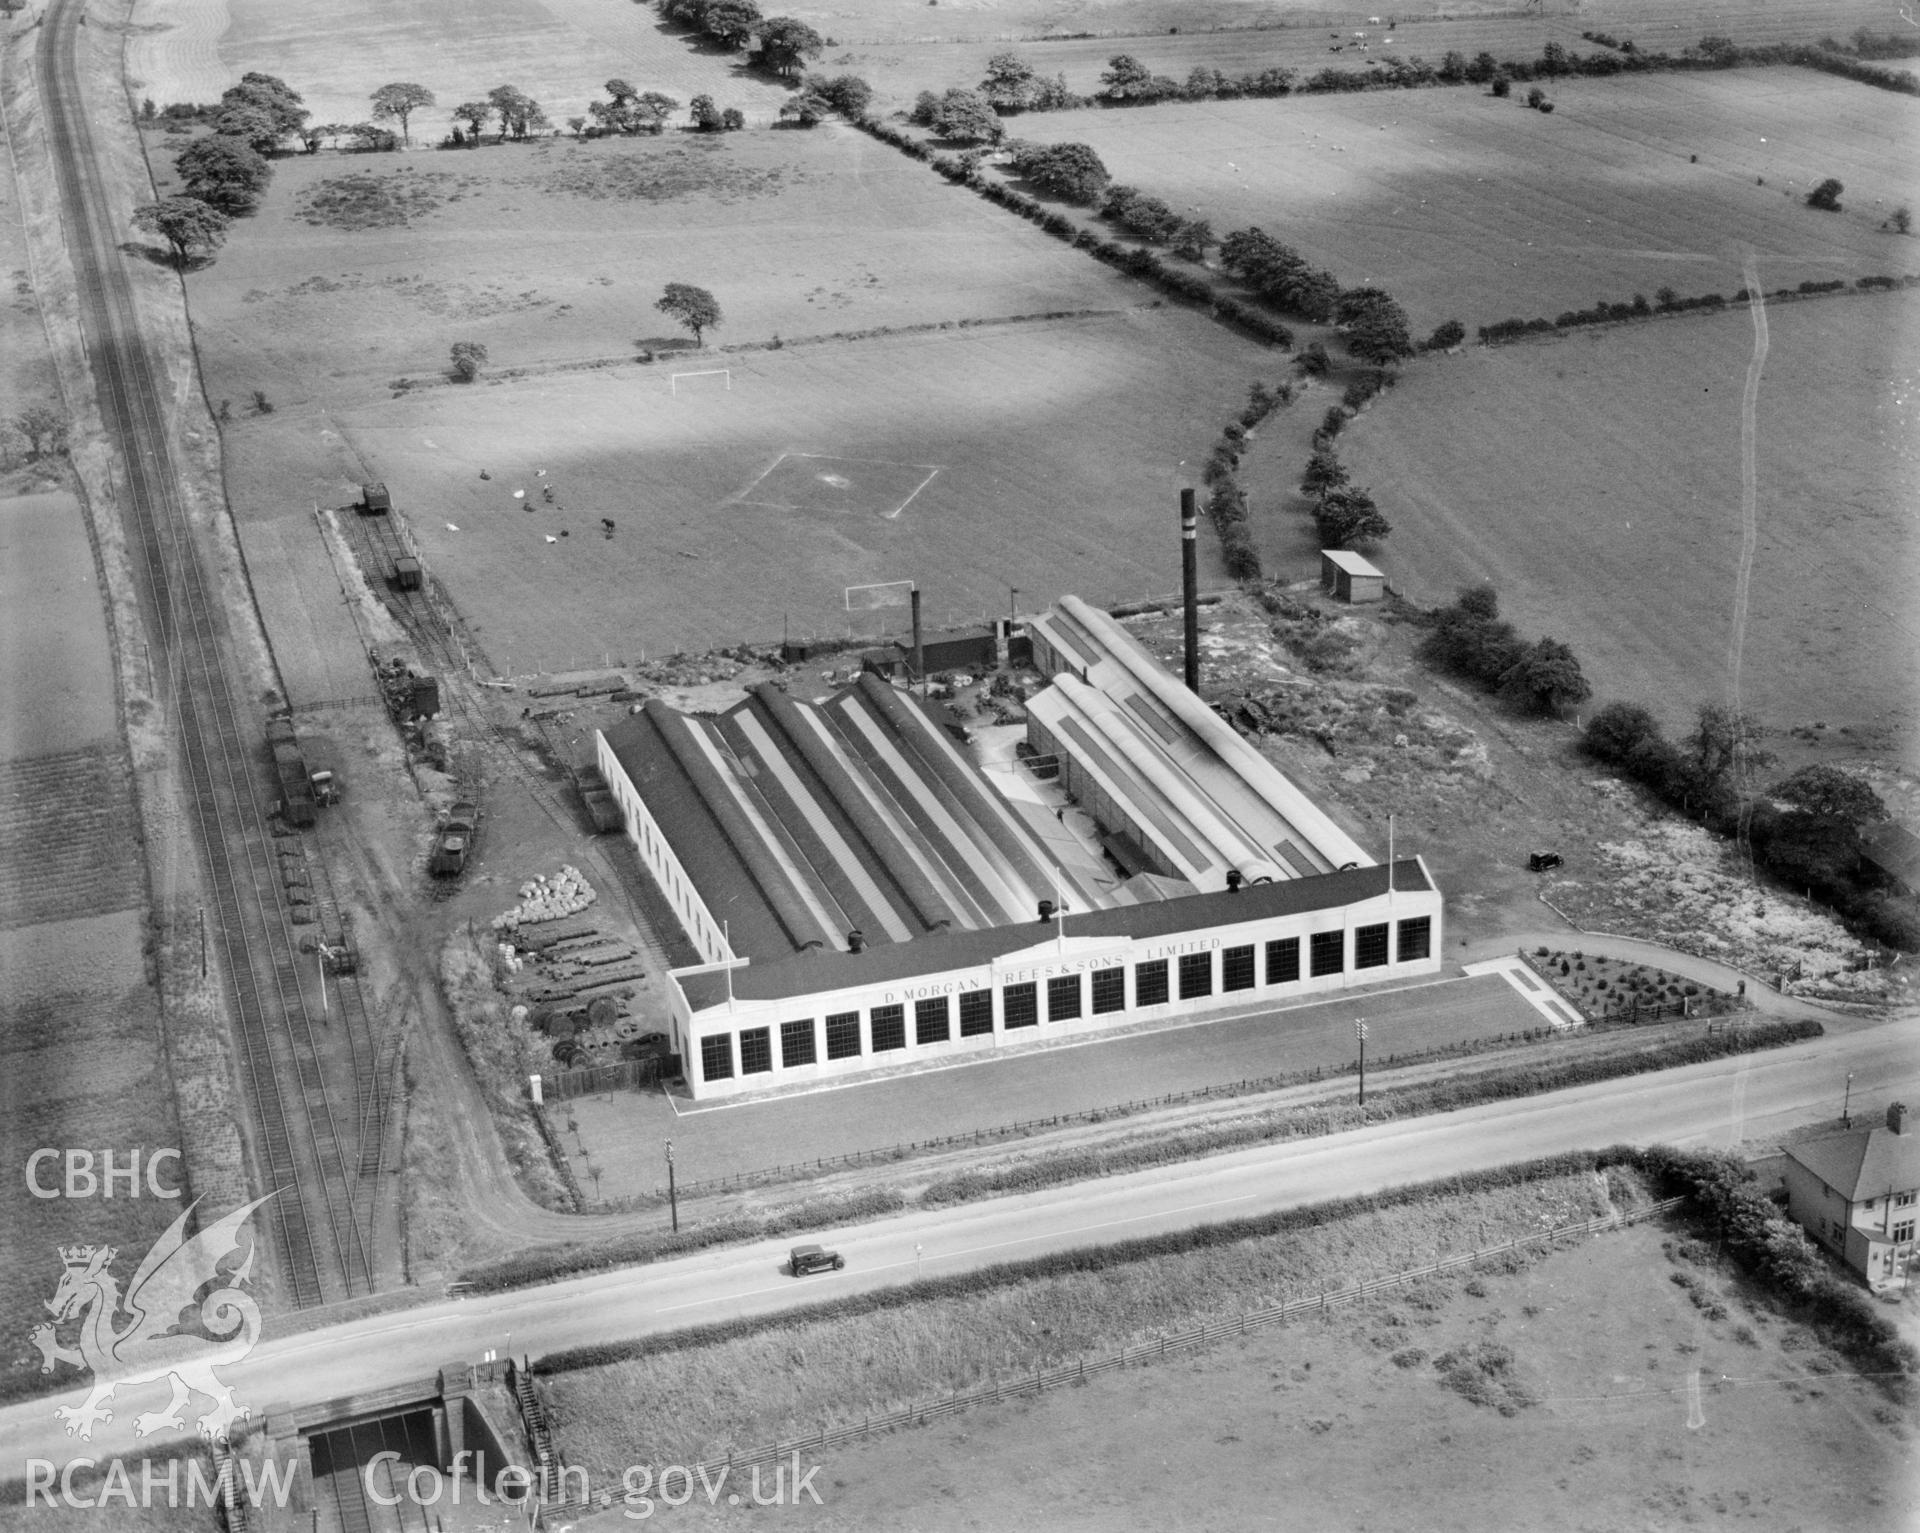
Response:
492,865,597,930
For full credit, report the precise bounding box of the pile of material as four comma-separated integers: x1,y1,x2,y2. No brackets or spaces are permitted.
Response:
491,866,596,930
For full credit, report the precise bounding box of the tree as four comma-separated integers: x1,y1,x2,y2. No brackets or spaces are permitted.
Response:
10,403,67,460
219,73,308,139
810,74,873,118
449,341,488,382
779,90,831,126
1490,75,1511,97
1299,446,1349,498
1770,764,1886,828
487,85,547,140
656,282,721,345
344,122,399,152
451,101,492,142
931,88,1002,143
703,0,763,48
755,17,823,78
132,196,230,266
1338,286,1416,364
980,51,1037,111
1423,318,1465,351
174,135,271,212
1099,54,1155,100
1010,141,1109,204
1890,205,1912,234
211,105,283,156
721,107,746,131
1170,217,1212,262
689,93,722,131
370,83,435,145
1806,178,1844,212
1499,637,1590,715
1313,485,1391,548
1584,700,1662,764
1680,704,1770,812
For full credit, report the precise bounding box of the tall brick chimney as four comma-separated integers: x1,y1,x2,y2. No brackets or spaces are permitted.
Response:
1888,1102,1907,1135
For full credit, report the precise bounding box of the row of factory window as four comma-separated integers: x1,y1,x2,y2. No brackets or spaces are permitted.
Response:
699,916,1431,1082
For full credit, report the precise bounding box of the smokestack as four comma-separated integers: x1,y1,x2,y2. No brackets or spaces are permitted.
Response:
1226,869,1243,893
1037,900,1056,924
1889,1102,1908,1135
1181,488,1200,692
910,587,925,691
847,929,866,954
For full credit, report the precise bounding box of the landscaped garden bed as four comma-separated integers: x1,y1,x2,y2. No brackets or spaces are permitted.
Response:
1521,948,1745,1024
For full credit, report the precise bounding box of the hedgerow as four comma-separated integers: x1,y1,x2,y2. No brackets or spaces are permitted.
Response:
1641,1146,1919,1392
918,1020,1818,1206
540,1149,1634,1373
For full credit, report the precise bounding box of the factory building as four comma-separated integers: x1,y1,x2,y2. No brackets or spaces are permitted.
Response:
596,597,1442,1100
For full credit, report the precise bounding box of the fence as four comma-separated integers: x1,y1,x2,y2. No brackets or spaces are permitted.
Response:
669,1197,1686,1478
543,1057,668,1102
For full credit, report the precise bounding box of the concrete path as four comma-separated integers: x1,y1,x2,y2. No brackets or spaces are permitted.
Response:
1460,955,1585,1028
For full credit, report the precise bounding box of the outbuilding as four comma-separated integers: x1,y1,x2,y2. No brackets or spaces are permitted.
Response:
1320,549,1385,604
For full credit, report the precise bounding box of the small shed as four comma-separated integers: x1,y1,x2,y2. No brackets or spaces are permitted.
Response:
1320,549,1385,603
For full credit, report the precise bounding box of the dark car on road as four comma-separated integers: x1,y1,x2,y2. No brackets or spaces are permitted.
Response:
789,1243,845,1277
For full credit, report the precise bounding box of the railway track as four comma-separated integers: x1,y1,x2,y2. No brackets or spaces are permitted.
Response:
37,0,376,1304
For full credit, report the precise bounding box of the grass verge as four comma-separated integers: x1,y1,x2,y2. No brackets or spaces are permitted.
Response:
452,1019,1819,1294
539,1152,1633,1469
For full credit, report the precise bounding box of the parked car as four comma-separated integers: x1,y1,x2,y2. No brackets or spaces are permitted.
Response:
789,1243,845,1277
1527,851,1564,872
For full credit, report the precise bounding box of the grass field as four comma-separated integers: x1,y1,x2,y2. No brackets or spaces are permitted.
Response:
173,123,1141,395
1323,290,1920,747
542,1167,1624,1469
646,1218,1914,1531
1010,68,1920,331
128,0,794,132
332,306,1271,664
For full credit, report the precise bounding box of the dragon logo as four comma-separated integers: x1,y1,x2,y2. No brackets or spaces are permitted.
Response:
30,1196,269,1443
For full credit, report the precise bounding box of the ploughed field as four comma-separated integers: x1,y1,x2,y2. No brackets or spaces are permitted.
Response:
1010,68,1919,331
1325,290,1920,746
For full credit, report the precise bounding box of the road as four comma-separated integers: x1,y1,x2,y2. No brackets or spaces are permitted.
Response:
4,1013,1910,1473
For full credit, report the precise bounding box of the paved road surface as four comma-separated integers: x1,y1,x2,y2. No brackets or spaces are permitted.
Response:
4,1014,1910,1473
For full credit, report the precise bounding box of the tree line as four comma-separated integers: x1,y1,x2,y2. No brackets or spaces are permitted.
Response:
897,29,1920,126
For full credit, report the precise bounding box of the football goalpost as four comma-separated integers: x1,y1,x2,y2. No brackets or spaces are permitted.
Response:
670,368,732,395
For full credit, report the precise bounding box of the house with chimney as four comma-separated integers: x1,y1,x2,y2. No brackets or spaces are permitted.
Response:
1782,1101,1920,1292
594,596,1442,1099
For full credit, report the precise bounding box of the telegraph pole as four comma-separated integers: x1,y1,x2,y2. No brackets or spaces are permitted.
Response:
666,1138,679,1232
1356,1018,1368,1107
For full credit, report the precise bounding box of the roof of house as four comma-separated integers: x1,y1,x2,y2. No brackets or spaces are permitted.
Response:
1861,821,1920,887
1786,1121,1920,1202
677,858,1436,1009
1320,549,1385,578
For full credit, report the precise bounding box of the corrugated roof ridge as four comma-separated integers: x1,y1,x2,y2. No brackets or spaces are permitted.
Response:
823,688,1003,929
722,699,908,945
749,683,956,938
852,674,1060,916
638,699,838,954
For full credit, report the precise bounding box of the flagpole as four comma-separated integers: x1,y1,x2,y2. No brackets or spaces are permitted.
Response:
1387,814,1394,900
724,920,734,1009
